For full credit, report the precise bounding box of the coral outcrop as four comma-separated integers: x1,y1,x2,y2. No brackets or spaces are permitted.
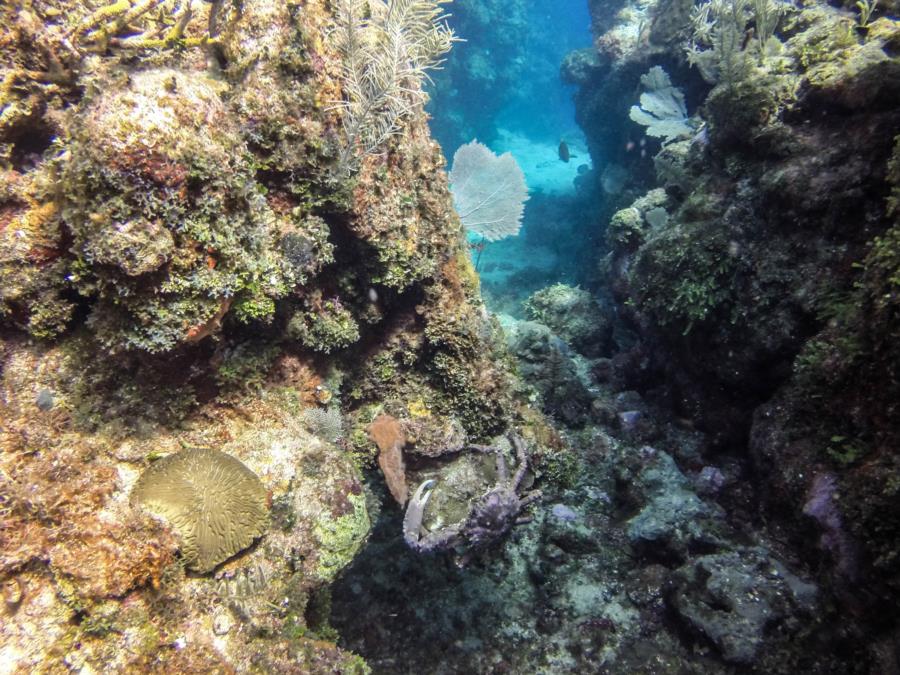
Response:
568,0,900,666
523,283,613,357
0,1,544,671
0,338,373,672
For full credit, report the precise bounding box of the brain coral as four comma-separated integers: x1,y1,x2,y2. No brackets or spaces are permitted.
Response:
131,449,269,573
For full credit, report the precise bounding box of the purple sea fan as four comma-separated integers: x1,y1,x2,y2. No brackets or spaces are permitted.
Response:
802,473,859,581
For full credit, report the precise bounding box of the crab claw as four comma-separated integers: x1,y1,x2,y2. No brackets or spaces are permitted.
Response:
403,479,436,547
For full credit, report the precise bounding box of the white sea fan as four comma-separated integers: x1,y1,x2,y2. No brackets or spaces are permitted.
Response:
449,140,529,242
629,66,691,143
302,407,345,443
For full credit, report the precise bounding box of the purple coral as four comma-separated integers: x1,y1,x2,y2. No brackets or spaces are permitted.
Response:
802,473,858,581
551,503,579,522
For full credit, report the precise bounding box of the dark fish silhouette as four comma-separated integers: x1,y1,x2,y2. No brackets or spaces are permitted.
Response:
558,140,570,163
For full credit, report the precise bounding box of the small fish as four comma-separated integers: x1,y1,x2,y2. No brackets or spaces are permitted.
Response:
558,140,570,163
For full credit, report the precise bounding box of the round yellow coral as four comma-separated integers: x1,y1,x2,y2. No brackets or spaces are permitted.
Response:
131,449,269,573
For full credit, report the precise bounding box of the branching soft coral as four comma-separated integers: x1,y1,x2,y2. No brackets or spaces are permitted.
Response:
330,0,458,172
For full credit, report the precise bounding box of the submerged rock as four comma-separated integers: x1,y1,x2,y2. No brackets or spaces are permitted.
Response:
504,318,593,427
667,547,819,665
624,449,726,561
617,409,642,430
35,388,54,411
524,284,613,357
694,465,727,496
545,503,600,554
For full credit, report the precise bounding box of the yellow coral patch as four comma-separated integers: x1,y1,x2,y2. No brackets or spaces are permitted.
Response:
407,398,432,419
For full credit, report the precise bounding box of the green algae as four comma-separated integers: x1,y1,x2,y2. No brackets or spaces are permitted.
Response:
288,298,361,354
313,492,371,581
630,220,738,334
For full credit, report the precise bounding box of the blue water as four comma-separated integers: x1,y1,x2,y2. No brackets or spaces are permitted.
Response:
427,0,596,313
493,2,593,144
427,0,592,158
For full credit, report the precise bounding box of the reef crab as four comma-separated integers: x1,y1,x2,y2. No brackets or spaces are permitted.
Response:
403,434,541,558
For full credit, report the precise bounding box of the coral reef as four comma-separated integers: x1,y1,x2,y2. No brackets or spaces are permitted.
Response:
566,0,900,666
0,336,373,671
333,389,827,673
324,0,900,668
325,0,897,670
3,0,897,671
0,0,534,670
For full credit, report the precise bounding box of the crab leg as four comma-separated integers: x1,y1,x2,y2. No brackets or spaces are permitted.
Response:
519,490,542,508
510,434,530,490
495,447,509,483
403,479,436,547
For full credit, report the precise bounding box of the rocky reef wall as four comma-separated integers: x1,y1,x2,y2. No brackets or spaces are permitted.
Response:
571,0,900,664
0,1,561,671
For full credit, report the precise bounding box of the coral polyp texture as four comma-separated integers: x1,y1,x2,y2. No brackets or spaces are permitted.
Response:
131,449,269,573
